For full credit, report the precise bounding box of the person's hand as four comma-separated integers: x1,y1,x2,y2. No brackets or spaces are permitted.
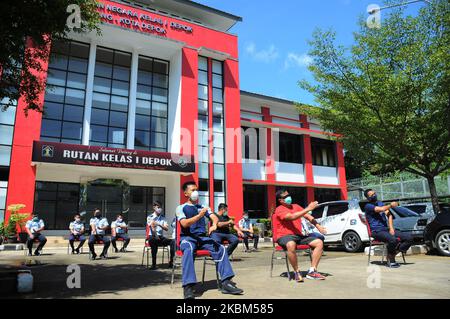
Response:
208,224,217,235
228,220,234,225
307,201,319,211
316,225,327,235
199,207,209,217
389,228,395,236
29,234,34,240
390,201,399,208
237,231,244,238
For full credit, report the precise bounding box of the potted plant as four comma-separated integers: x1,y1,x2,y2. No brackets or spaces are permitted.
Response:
6,204,29,243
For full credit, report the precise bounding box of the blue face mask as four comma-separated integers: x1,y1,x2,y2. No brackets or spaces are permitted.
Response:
244,215,249,220
284,196,293,205
223,211,228,216
368,195,378,202
32,217,39,222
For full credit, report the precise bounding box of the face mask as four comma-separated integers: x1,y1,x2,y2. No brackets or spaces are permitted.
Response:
244,215,249,220
223,211,228,216
117,218,123,223
284,196,293,205
368,195,377,202
32,217,39,222
190,191,199,202
95,212,102,218
155,208,162,215
75,218,81,223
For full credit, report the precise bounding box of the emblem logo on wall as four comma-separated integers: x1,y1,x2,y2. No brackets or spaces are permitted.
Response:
176,156,188,168
42,145,54,158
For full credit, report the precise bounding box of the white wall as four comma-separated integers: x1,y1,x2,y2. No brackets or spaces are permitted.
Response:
275,162,305,183
168,50,182,154
242,159,266,180
313,165,339,185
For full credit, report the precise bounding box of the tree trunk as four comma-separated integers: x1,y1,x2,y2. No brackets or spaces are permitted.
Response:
426,175,441,215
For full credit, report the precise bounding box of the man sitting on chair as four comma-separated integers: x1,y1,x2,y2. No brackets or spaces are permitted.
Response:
176,181,244,299
210,203,243,257
25,213,47,256
364,189,413,268
69,213,86,254
111,213,130,253
237,211,259,252
88,209,110,260
146,201,174,269
273,189,327,282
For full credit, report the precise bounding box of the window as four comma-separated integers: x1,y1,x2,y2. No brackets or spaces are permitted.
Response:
311,206,325,219
326,203,349,217
392,207,419,218
41,40,89,144
314,188,341,203
277,132,303,164
242,126,260,160
243,184,267,218
134,56,169,152
275,186,307,208
129,186,165,226
90,47,131,148
34,182,80,229
311,138,337,167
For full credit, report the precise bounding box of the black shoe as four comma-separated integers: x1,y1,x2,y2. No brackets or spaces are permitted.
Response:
75,248,80,254
99,254,107,260
114,248,119,253
34,250,41,256
150,265,157,270
28,252,33,256
387,261,400,268
119,247,126,252
71,249,76,254
221,280,243,295
183,285,196,299
90,252,97,260
168,261,173,268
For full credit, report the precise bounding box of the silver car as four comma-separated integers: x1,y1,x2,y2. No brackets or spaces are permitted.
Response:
389,206,429,242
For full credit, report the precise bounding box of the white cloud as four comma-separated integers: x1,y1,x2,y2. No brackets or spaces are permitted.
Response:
284,53,313,69
245,42,279,63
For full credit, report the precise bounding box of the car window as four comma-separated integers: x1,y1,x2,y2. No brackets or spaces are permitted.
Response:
404,205,427,215
326,203,349,217
393,207,419,217
311,206,325,219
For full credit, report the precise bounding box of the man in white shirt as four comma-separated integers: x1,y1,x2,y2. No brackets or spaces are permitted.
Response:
146,201,174,269
111,213,130,253
237,212,259,252
88,209,110,260
69,213,86,254
25,213,47,256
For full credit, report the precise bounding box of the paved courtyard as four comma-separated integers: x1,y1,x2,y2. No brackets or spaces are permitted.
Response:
0,242,449,299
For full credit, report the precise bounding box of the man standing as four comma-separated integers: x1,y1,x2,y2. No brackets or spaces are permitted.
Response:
25,213,47,256
273,189,327,282
238,212,259,252
176,181,244,299
210,203,242,257
111,213,130,253
88,209,110,260
69,213,86,254
364,189,413,268
146,201,174,269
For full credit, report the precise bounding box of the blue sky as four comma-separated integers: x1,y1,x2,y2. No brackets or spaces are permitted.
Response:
195,0,427,106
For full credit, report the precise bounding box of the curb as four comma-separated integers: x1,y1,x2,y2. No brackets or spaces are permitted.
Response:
364,244,428,256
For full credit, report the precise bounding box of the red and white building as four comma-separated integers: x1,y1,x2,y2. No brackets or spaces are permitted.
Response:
0,0,346,233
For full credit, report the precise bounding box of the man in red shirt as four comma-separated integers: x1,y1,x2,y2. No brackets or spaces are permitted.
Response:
273,189,327,281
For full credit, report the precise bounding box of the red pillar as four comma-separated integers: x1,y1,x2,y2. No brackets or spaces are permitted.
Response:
303,133,315,204
179,48,199,203
224,59,243,221
336,141,348,200
267,184,276,217
262,107,275,182
5,38,49,222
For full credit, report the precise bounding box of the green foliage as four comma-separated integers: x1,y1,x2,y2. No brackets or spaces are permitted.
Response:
0,0,101,113
6,204,29,235
299,0,450,213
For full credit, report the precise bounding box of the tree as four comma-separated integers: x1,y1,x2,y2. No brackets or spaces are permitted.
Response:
0,0,100,113
299,0,450,214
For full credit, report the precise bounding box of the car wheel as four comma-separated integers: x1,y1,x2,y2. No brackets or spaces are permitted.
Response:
435,229,450,257
342,231,362,253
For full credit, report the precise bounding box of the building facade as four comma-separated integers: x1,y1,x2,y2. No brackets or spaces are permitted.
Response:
0,0,346,232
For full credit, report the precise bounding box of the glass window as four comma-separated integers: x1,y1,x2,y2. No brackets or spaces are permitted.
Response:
311,206,324,219
311,138,337,167
0,125,14,145
40,40,88,144
243,184,267,218
278,132,303,164
0,146,12,166
326,204,349,217
0,106,16,125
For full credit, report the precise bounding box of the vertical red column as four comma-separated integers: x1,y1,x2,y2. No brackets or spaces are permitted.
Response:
224,59,243,221
262,107,276,217
336,142,348,200
179,48,199,203
5,39,50,221
303,134,315,203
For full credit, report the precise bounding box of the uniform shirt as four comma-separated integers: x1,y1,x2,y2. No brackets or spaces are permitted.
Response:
364,201,389,232
147,213,168,237
273,204,304,241
213,213,232,234
89,217,109,235
171,217,176,240
111,220,127,234
26,219,45,234
238,218,252,231
176,203,212,237
69,221,84,234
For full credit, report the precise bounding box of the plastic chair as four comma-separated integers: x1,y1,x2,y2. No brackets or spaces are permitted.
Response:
24,237,44,256
269,214,312,280
141,224,171,267
366,222,406,265
170,220,220,288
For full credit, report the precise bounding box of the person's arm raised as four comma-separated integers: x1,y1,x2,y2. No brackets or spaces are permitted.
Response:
282,202,319,221
179,207,208,228
373,202,398,213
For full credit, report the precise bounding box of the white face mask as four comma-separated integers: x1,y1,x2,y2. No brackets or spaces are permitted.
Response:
190,190,199,202
154,207,162,215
